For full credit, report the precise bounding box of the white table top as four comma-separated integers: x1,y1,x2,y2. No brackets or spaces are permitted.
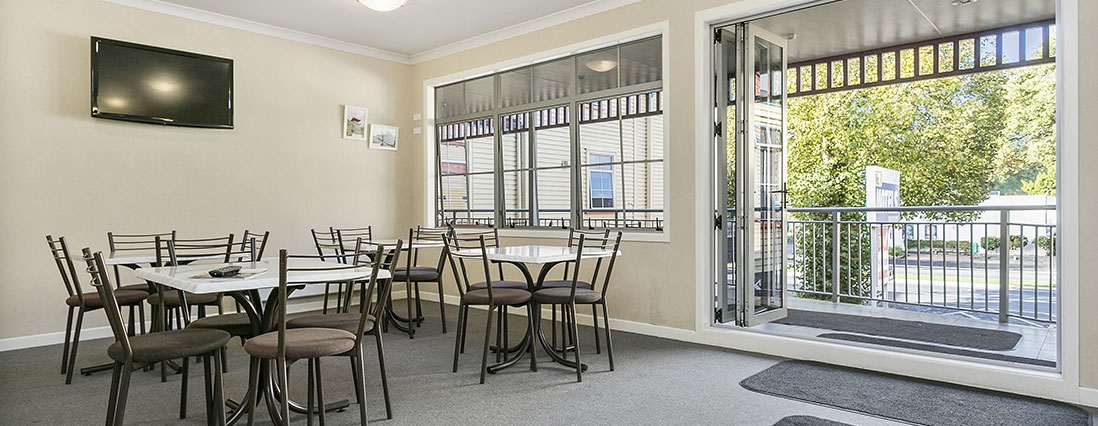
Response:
134,260,389,294
453,245,618,264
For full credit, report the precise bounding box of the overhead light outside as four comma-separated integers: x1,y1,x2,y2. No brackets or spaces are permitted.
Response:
584,59,618,73
357,0,407,12
951,0,977,5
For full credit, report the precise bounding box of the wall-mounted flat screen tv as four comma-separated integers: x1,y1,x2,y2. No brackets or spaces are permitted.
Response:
91,37,233,129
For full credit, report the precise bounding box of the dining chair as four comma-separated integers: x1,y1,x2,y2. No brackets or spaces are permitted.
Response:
48,235,148,385
540,228,611,354
243,243,379,426
82,248,230,426
234,230,269,262
531,231,623,381
448,227,528,355
443,232,537,384
390,226,450,336
285,239,402,420
147,234,235,332
107,230,176,294
312,227,352,313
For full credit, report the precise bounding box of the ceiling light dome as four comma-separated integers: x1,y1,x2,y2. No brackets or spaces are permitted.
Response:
357,0,407,12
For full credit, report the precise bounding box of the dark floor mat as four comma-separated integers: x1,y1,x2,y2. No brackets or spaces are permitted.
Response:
741,360,1089,426
773,415,855,426
774,309,1021,350
819,333,1056,367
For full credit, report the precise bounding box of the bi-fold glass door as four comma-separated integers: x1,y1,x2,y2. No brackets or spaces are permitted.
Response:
715,23,789,327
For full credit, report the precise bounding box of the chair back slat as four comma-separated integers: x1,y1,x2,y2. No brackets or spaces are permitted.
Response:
561,228,611,281
598,231,624,296
312,228,344,262
331,226,372,243
415,225,451,271
107,231,177,253
237,230,270,261
166,234,235,266
46,235,81,299
82,248,132,358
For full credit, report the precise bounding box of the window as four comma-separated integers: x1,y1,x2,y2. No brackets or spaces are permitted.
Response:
588,154,614,209
434,36,663,231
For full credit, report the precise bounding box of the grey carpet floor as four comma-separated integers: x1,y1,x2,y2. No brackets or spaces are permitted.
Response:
741,360,1089,426
818,333,1056,367
0,306,1081,426
774,310,1022,350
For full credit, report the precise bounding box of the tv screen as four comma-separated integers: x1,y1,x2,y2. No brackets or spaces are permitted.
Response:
91,37,233,129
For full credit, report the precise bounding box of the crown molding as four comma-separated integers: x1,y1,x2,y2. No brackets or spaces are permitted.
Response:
408,0,643,64
100,0,413,64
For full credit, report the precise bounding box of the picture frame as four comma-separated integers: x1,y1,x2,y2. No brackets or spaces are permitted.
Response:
342,105,368,140
369,124,399,151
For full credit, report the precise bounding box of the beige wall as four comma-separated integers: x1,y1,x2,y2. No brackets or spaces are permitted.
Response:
0,0,415,339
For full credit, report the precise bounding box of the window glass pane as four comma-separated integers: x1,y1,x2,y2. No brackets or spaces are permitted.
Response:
536,168,570,228
579,119,619,166
500,68,532,108
619,114,662,163
1002,31,1021,64
535,118,570,169
620,37,662,86
435,83,464,119
979,35,997,67
468,174,495,224
501,131,528,172
439,175,468,215
502,170,530,227
938,42,955,72
467,135,494,174
533,57,573,102
438,140,467,174
577,47,619,94
465,76,494,114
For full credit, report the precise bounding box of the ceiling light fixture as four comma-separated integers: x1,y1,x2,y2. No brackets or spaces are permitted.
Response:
357,0,407,12
951,0,977,5
584,59,618,73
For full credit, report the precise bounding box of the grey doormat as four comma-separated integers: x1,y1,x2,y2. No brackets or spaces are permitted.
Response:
773,415,855,426
819,333,1056,367
741,360,1090,426
774,309,1021,350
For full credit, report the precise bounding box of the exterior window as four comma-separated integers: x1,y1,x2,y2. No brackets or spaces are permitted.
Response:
589,154,614,209
434,36,663,231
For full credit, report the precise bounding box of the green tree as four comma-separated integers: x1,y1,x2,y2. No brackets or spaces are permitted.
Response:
993,64,1057,195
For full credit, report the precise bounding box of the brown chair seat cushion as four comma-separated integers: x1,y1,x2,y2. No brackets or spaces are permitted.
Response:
539,280,593,290
462,288,531,305
244,328,357,360
286,312,376,335
533,287,602,304
109,329,231,363
469,280,529,290
392,266,440,282
146,291,220,307
187,313,256,337
67,289,147,308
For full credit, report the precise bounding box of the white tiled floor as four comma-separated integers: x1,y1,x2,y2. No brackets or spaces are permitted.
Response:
751,297,1058,366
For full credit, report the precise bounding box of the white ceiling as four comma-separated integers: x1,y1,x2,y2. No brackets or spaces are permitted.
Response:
111,0,1055,65
120,0,632,62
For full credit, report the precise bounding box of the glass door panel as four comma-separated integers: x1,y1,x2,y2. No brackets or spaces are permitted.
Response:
715,26,738,324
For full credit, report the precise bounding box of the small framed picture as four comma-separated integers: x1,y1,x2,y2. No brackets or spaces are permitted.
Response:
369,124,399,151
342,105,368,141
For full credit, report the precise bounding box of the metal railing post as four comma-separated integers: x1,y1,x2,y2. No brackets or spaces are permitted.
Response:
832,211,841,303
998,209,1010,324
